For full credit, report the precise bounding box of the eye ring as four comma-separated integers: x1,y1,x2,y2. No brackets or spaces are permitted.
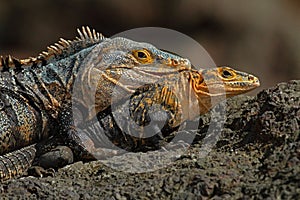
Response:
132,49,153,64
222,69,233,78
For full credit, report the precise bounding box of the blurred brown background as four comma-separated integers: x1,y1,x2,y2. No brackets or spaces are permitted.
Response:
0,0,299,94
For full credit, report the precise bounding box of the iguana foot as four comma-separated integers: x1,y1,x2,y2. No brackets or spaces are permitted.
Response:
27,166,56,178
67,126,126,161
162,140,191,151
36,146,74,169
26,146,73,178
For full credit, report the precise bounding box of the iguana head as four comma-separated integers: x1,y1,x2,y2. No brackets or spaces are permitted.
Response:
85,37,194,113
94,37,192,73
190,66,260,97
185,66,260,115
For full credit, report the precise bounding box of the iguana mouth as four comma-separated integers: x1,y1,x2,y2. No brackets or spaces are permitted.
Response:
222,74,260,94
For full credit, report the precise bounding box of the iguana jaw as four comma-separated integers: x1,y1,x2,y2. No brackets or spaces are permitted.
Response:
222,78,260,96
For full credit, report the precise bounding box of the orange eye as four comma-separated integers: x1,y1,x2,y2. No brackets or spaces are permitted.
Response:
132,49,153,64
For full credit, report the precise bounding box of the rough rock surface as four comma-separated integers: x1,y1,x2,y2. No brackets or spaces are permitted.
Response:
0,80,299,199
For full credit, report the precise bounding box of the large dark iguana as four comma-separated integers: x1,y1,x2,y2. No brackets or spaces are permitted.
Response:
0,27,260,181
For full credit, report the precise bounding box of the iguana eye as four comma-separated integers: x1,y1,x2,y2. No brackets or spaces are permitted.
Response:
137,51,147,59
221,69,233,78
132,49,153,64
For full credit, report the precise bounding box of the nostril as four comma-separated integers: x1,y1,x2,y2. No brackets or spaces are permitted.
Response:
248,75,254,81
183,59,189,64
173,59,178,65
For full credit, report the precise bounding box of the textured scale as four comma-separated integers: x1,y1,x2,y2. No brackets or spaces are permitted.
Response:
0,26,260,181
0,145,36,180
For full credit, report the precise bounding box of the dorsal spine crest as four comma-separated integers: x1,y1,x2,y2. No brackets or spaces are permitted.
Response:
0,26,105,71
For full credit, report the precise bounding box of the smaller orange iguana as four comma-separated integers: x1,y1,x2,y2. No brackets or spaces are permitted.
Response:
0,27,260,181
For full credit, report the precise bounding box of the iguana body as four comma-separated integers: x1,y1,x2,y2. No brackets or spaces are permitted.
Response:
0,27,260,181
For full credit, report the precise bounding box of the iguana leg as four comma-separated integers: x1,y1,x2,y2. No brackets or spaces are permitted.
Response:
128,83,182,143
125,82,198,151
28,142,73,178
28,110,124,175
32,136,74,169
55,106,126,162
66,124,125,161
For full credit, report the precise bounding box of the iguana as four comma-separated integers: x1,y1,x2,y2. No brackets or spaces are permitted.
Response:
0,27,260,181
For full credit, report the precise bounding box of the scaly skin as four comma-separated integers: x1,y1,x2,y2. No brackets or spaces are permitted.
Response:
0,26,191,181
75,67,259,154
0,27,191,155
0,27,260,181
